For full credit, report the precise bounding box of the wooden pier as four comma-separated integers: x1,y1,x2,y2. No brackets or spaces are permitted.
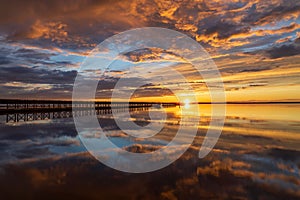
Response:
0,99,179,115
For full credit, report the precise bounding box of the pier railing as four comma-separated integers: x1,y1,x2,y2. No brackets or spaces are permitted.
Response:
0,99,179,115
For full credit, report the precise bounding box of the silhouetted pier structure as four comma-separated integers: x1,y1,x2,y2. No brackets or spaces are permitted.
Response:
0,99,179,122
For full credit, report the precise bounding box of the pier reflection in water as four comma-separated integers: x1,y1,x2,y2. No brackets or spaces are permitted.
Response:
4,107,151,123
0,104,299,199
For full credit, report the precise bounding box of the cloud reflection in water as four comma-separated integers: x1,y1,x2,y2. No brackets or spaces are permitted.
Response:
0,104,299,199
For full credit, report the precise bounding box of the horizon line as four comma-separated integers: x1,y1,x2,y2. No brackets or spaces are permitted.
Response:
0,98,300,104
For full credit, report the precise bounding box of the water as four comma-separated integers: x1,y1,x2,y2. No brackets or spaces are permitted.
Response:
0,104,299,199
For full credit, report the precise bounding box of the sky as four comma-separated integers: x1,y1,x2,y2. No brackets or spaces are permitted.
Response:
0,0,300,102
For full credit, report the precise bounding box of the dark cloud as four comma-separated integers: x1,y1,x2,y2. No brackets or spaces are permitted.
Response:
0,83,74,99
267,148,300,161
0,0,299,51
265,43,300,59
202,20,250,40
0,41,77,68
123,48,181,62
244,1,300,26
243,35,300,59
0,66,77,84
240,66,272,73
0,0,121,24
0,0,139,49
14,48,54,60
0,56,11,65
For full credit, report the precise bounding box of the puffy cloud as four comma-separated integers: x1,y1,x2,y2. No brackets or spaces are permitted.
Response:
0,0,299,100
0,0,299,51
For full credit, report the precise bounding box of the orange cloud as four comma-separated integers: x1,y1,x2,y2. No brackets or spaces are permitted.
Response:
26,20,68,40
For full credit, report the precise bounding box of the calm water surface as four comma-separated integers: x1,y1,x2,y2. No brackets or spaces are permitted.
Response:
0,104,299,199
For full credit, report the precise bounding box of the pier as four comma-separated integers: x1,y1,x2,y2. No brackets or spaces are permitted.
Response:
0,99,178,114
0,99,179,123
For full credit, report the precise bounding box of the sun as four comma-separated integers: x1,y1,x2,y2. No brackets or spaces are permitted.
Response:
184,99,190,109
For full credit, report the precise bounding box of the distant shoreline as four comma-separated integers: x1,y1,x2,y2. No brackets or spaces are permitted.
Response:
197,102,300,104
0,99,300,105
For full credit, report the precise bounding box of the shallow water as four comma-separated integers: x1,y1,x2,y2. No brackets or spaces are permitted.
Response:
0,104,299,199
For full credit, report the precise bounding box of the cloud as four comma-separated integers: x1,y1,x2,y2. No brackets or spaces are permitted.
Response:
0,0,144,49
0,65,77,99
1,0,299,53
124,144,161,153
0,0,299,101
244,1,300,26
13,20,68,40
246,35,300,59
0,0,299,52
265,43,300,59
0,66,77,84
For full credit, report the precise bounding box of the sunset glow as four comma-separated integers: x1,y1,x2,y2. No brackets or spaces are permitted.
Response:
0,0,298,103
0,1,300,199
184,99,190,109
